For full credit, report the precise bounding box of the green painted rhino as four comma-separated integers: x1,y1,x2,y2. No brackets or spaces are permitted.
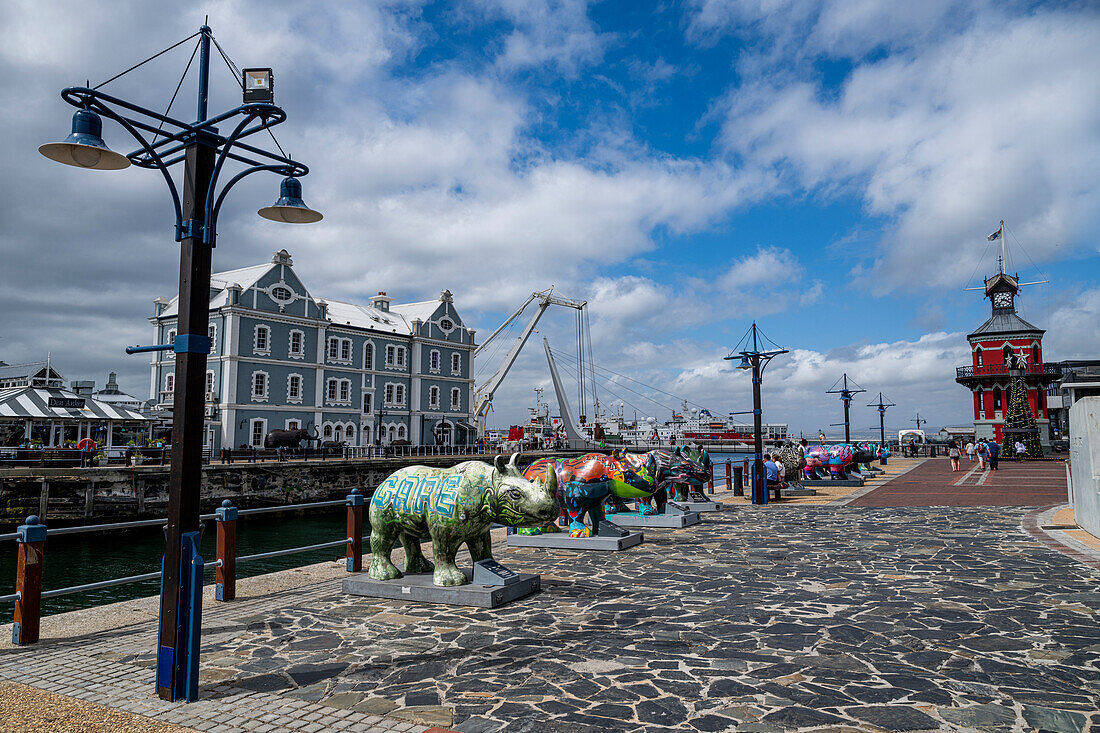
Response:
368,454,558,586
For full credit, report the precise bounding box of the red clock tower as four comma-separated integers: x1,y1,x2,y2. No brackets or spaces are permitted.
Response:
955,265,1059,447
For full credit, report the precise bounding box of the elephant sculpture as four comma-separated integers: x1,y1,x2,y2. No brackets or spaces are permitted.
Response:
368,454,558,586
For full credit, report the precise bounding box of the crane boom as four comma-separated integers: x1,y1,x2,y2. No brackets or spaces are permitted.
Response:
472,287,586,427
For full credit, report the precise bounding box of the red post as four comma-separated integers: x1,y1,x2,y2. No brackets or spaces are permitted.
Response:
346,489,364,572
725,459,732,491
13,515,46,645
215,500,237,601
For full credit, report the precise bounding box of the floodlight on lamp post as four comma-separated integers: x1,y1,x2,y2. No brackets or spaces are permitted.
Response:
724,322,788,505
39,24,320,704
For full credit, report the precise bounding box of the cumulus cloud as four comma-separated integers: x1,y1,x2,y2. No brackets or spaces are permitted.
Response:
707,2,1100,292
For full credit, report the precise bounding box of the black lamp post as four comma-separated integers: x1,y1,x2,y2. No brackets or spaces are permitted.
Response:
826,373,866,443
725,322,788,505
867,392,895,465
40,25,319,703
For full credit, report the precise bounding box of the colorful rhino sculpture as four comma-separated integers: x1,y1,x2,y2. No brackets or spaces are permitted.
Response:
626,447,711,511
665,445,712,501
523,452,659,538
368,454,558,586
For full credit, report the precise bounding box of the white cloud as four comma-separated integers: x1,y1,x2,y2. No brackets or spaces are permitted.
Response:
710,3,1100,292
470,0,608,75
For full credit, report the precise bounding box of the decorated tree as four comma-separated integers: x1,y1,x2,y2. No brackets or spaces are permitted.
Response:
1001,372,1043,458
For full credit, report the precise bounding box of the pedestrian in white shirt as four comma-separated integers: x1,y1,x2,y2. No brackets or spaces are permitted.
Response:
965,442,975,462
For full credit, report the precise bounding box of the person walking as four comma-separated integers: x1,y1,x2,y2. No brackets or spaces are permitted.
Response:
1014,440,1026,462
987,440,1000,472
975,440,988,470
948,441,962,472
965,441,976,462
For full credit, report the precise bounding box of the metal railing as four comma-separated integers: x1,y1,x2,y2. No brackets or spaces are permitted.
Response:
956,363,1062,379
1,493,365,645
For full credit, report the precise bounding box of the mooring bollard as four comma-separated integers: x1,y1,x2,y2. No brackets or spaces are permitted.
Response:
725,459,733,491
346,488,364,572
707,465,715,494
215,500,237,601
13,515,46,645
738,460,748,496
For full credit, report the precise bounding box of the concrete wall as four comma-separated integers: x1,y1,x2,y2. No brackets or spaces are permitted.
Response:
1069,397,1100,539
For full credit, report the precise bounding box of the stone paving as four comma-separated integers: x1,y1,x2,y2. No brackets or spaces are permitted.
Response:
4,500,1099,732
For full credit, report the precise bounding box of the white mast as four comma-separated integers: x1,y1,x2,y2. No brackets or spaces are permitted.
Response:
998,219,1006,274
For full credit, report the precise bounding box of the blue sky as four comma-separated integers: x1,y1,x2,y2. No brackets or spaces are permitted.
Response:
2,0,1099,436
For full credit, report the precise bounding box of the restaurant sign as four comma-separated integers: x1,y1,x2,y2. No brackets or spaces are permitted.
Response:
48,397,86,409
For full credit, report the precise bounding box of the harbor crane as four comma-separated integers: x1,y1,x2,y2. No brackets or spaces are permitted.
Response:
472,287,587,432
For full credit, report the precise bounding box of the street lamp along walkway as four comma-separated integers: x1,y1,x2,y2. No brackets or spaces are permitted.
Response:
38,24,321,704
725,322,788,505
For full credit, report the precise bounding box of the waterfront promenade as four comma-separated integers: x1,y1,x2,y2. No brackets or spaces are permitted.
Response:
2,459,1096,732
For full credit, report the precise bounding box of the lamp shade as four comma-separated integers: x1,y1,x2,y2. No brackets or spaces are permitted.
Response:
257,176,323,224
39,109,131,170
737,354,752,370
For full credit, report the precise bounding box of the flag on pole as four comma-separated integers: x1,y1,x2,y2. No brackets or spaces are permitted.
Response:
987,228,1001,242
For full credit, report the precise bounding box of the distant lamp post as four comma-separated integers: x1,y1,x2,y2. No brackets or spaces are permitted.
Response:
867,392,895,465
825,373,866,443
725,322,788,505
40,25,320,703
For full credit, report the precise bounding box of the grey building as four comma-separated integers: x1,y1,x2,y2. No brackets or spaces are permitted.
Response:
149,250,477,450
1046,359,1100,438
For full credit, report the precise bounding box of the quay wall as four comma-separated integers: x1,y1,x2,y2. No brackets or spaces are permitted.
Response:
0,452,560,529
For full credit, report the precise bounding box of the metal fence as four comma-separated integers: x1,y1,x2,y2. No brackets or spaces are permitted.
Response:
0,494,364,646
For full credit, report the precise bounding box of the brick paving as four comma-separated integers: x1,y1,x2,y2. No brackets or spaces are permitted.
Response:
846,457,1068,507
3,500,1099,732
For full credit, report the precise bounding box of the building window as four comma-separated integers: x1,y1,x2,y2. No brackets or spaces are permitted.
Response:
397,424,407,441
339,380,350,403
167,329,176,359
327,378,338,402
288,330,305,359
451,353,461,375
975,347,983,367
993,387,1002,415
164,373,174,395
208,324,217,354
430,350,441,372
345,425,356,444
334,425,343,443
395,384,405,405
976,387,984,418
429,386,440,408
205,371,215,397
251,419,267,447
328,337,353,364
323,424,333,439
385,383,395,405
286,419,301,431
254,325,270,355
451,387,461,410
364,342,374,370
341,339,351,362
271,286,292,301
1032,343,1040,365
396,347,405,368
287,374,303,403
252,371,270,401
328,338,339,360
362,392,372,413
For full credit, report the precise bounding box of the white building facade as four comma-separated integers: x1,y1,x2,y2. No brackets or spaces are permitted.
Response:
149,250,477,450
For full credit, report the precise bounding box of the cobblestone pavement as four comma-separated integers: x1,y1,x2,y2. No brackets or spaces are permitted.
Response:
848,458,1067,507
5,504,1098,732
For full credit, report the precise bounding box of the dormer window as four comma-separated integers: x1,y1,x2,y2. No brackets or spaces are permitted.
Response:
975,347,983,366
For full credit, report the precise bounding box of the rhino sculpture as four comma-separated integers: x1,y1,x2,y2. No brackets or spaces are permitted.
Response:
264,426,319,449
524,452,659,537
368,454,558,586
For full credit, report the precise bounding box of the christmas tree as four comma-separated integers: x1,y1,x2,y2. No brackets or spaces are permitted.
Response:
1000,372,1043,458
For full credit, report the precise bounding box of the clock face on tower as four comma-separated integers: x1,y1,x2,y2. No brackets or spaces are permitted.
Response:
992,291,1013,309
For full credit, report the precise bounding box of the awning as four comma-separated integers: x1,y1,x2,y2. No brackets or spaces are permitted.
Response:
0,386,150,421
456,421,477,432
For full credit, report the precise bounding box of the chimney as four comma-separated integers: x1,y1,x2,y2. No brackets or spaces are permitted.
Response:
370,291,393,312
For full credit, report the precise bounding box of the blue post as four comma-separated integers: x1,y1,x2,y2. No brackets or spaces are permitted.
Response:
156,530,203,703
346,489,364,572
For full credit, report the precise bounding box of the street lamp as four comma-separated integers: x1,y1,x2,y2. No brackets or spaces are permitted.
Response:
825,373,866,443
40,25,320,703
867,392,895,465
725,322,788,505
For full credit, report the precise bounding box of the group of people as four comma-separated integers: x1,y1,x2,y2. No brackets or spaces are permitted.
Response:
946,438,1027,472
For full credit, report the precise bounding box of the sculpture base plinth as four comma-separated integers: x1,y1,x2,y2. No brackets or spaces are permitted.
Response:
609,511,701,528
507,531,643,551
343,570,539,608
781,487,817,497
801,478,864,487
677,501,722,512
